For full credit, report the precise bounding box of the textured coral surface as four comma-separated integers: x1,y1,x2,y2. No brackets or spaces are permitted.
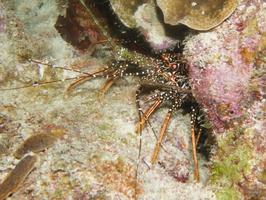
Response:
109,0,149,28
184,0,266,199
157,0,238,30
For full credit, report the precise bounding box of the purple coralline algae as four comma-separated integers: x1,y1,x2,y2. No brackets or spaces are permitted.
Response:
183,0,265,199
184,0,264,133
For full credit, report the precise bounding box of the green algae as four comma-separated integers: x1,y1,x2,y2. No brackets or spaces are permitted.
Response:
211,129,253,200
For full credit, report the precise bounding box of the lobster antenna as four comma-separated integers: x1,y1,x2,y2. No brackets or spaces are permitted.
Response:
79,0,120,53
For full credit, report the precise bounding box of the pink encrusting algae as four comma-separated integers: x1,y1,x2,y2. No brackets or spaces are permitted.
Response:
184,0,265,198
184,10,263,133
186,34,260,133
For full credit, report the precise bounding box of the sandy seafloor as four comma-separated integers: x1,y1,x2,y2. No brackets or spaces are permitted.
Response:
0,0,216,199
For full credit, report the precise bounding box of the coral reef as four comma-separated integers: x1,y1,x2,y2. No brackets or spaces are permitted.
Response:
108,0,238,50
157,0,238,30
106,1,188,50
0,0,264,199
134,3,181,50
184,0,265,199
109,0,149,28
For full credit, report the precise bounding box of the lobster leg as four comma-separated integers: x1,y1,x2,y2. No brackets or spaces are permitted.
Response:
151,110,172,164
136,99,163,132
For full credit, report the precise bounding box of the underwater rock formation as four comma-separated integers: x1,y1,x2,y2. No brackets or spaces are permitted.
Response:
157,0,238,30
110,1,188,50
110,0,238,50
109,0,149,28
134,3,183,50
184,0,265,199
